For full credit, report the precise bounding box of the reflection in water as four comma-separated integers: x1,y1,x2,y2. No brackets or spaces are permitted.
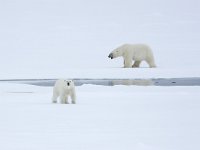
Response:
110,79,153,86
1,77,200,86
74,79,153,86
7,79,153,86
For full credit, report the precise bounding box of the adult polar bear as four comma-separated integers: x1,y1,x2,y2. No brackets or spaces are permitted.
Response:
52,79,76,104
108,44,156,68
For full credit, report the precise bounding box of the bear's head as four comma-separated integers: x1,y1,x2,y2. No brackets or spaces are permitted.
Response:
108,45,125,59
63,80,74,89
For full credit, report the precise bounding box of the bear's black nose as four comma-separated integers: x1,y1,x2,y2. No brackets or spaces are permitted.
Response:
67,82,70,86
108,53,113,59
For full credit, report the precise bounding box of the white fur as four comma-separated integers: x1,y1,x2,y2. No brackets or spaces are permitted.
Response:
52,79,76,104
109,44,156,68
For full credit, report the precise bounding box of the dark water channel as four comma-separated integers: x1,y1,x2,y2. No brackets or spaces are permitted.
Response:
1,77,200,86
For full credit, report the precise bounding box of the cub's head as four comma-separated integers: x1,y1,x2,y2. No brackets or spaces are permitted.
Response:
108,45,125,59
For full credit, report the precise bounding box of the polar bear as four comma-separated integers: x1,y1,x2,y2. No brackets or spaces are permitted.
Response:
52,79,76,104
108,44,156,68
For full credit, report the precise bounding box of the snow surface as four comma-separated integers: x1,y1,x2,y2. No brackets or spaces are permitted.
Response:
0,83,200,150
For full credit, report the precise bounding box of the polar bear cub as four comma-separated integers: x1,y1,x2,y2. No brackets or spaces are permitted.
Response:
108,44,156,68
52,79,76,104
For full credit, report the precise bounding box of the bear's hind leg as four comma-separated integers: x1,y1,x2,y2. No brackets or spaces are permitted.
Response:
132,61,141,68
146,59,156,68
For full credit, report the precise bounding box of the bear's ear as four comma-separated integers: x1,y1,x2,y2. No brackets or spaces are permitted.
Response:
71,80,75,84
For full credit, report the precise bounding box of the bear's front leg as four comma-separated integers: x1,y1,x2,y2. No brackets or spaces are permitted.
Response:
65,96,69,104
70,93,76,104
124,57,132,68
52,93,58,103
60,95,69,104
